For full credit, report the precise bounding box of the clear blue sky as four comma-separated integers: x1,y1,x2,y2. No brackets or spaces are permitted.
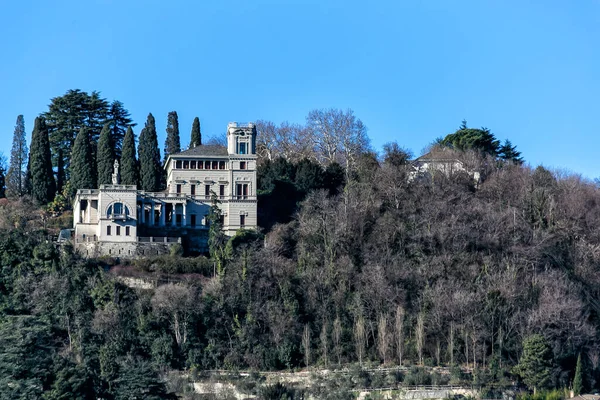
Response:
1,1,599,177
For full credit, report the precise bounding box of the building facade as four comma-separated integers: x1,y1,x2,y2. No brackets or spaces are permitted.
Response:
73,122,258,258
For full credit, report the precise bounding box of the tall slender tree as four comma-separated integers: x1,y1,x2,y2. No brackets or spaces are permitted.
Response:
70,127,95,196
0,156,6,198
97,123,115,185
120,126,139,187
107,100,135,158
56,149,65,193
190,117,201,148
138,114,162,192
6,115,28,197
29,117,56,204
164,111,181,161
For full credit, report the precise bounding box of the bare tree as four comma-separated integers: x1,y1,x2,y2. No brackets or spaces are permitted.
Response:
395,305,405,366
306,108,370,176
377,313,390,364
302,323,311,368
354,315,366,366
416,313,425,365
449,321,455,366
151,283,198,349
320,320,329,367
333,316,342,366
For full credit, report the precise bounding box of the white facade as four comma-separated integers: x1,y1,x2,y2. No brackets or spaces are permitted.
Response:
73,122,258,257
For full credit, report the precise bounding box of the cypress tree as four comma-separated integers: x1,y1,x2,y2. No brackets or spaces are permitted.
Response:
56,149,65,194
573,353,583,396
120,126,139,187
30,117,56,204
70,127,95,196
164,111,181,161
6,115,28,197
97,123,115,185
138,113,162,192
190,117,201,148
0,158,6,198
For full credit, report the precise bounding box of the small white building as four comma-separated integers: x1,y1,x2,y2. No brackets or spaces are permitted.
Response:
73,122,258,258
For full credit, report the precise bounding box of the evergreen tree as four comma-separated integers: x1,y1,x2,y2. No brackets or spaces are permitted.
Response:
138,114,162,192
6,115,28,197
164,111,181,161
97,123,115,185
514,334,554,394
442,120,501,157
190,117,202,148
56,149,65,194
44,89,109,179
29,117,56,204
120,126,139,187
208,193,227,276
0,157,6,198
70,127,96,196
573,353,583,396
499,139,524,164
107,100,135,158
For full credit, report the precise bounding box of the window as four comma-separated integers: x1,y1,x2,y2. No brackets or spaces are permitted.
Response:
205,161,210,169
236,183,248,200
198,160,204,169
176,160,182,169
205,184,211,199
212,161,218,169
176,214,182,226
219,161,225,170
107,226,111,236
219,184,225,198
107,202,130,219
176,184,182,194
240,161,246,170
240,215,245,227
126,226,130,236
183,160,189,169
191,160,196,169
191,184,196,196
116,226,121,236
239,142,247,154
191,214,196,227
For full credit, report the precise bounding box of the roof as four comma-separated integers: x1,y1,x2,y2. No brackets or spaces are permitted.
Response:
171,145,229,157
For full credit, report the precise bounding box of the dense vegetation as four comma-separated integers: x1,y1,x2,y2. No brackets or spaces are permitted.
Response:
1,90,599,399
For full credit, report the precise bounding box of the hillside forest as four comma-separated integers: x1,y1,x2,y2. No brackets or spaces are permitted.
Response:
0,89,599,399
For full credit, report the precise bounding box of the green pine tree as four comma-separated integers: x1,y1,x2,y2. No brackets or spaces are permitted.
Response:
208,192,227,276
97,123,115,185
6,115,28,197
0,157,6,198
190,116,201,148
164,111,181,161
573,353,583,396
499,139,524,164
29,117,56,204
441,120,501,157
107,100,135,158
138,113,162,192
514,334,554,394
70,127,96,196
120,126,139,187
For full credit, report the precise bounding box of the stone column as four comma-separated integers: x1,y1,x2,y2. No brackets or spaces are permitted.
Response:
171,203,177,227
85,200,91,223
150,199,155,226
182,203,187,226
160,203,166,226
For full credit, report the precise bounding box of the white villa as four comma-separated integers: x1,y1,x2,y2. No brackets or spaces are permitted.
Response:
73,122,258,258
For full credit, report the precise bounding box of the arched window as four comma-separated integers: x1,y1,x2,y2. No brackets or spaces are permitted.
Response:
107,202,130,220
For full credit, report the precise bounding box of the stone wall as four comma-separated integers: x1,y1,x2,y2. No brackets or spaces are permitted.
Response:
75,240,178,259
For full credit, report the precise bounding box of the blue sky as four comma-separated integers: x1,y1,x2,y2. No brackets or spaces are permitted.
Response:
1,1,599,177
